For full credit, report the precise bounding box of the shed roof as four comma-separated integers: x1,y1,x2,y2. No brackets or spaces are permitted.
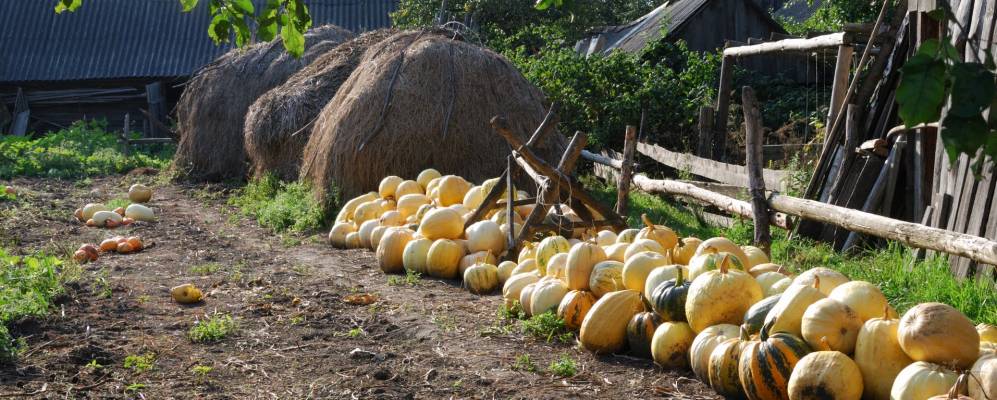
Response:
0,0,397,83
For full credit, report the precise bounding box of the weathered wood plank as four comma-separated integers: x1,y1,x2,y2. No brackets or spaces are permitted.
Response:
616,126,638,216
636,142,790,191
743,87,771,254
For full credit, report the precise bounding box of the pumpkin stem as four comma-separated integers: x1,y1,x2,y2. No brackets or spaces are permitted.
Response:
718,254,730,274
641,214,655,231
883,305,891,321
760,317,774,341
818,336,831,351
675,266,685,286
739,325,751,341
813,275,821,290
948,374,968,399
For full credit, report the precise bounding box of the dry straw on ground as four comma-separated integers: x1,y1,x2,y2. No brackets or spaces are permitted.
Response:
300,30,567,202
173,25,353,181
243,29,397,180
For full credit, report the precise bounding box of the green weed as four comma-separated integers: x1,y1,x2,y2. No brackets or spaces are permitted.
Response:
105,198,130,210
123,353,156,373
190,262,223,275
124,383,147,393
498,301,526,321
228,174,330,233
521,311,573,343
548,354,577,377
188,313,237,343
512,354,537,372
0,249,68,362
191,364,213,379
387,269,421,286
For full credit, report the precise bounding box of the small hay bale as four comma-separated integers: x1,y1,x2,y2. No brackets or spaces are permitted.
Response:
173,25,353,181
300,30,567,201
244,28,398,180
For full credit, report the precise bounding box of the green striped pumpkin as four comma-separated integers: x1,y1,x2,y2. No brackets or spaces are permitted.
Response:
738,319,812,400
708,326,752,399
742,295,781,335
650,266,690,322
626,311,664,359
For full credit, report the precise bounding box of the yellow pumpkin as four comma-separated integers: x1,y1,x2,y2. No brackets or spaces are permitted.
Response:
500,222,522,240
589,261,624,298
519,282,538,317
376,228,414,274
436,175,471,206
537,236,572,276
891,361,958,400
801,298,862,354
378,175,404,199
558,290,597,331
564,241,607,290
328,222,355,248
358,219,380,249
595,230,618,246
749,263,792,277
530,279,570,316
416,168,441,190
496,260,517,284
708,327,752,398
462,186,484,210
828,281,896,322
128,183,153,203
685,258,763,333
643,265,689,299
693,237,750,268
635,214,679,250
370,225,389,250
855,307,914,400
741,245,769,268
463,263,499,295
690,324,741,382
622,251,670,294
344,232,362,248
459,250,497,276
397,194,432,218
377,198,396,211
579,290,645,354
969,353,996,400
418,208,464,240
353,201,384,225
616,228,640,244
787,338,864,400
539,253,565,280
978,323,997,344
898,303,980,370
792,267,849,296
508,257,538,275
337,192,377,222
672,237,702,265
603,243,628,262
518,243,536,264
395,180,422,198
402,238,433,274
651,321,695,369
502,272,540,307
413,203,435,223
687,251,745,281
764,278,826,337
623,239,666,262
425,239,464,279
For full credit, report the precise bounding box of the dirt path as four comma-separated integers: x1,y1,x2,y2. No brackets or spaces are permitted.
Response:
0,176,717,399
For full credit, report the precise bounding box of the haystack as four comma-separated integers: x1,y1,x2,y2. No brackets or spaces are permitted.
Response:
300,30,567,201
244,29,397,180
173,25,354,181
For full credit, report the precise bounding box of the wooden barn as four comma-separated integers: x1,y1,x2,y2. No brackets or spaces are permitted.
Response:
0,0,397,137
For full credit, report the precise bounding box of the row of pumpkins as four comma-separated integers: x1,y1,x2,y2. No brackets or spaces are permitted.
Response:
329,170,996,400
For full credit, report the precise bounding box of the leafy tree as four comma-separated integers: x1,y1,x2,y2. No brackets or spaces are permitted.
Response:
53,0,313,57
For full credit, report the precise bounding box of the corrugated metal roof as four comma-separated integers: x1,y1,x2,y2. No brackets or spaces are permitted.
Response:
0,0,397,83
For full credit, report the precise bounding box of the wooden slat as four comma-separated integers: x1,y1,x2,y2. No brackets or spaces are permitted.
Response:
956,157,995,278
636,142,790,191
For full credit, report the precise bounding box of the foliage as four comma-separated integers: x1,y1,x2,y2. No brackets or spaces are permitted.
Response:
498,301,526,321
0,249,68,362
0,120,173,179
123,353,157,373
54,0,313,57
512,353,538,372
387,269,422,286
188,313,237,343
228,174,330,233
777,0,880,36
548,354,578,377
521,311,573,343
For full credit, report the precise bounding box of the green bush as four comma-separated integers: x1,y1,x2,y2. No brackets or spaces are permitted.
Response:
0,120,173,179
0,249,68,362
228,174,331,233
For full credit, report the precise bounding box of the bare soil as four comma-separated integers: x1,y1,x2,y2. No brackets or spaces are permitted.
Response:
0,175,718,399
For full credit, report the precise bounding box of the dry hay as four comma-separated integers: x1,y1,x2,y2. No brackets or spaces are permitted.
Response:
300,30,567,201
243,28,398,180
173,24,354,181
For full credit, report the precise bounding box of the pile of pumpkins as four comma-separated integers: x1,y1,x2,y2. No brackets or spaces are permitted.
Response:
73,184,156,228
331,170,997,400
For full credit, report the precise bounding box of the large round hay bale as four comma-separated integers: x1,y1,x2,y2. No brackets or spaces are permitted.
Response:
300,30,567,201
244,29,397,180
173,25,354,181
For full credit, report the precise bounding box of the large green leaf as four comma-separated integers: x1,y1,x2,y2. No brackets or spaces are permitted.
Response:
54,0,82,14
179,0,199,12
231,0,254,14
948,62,996,117
207,13,231,44
941,113,989,161
280,22,304,58
897,53,947,127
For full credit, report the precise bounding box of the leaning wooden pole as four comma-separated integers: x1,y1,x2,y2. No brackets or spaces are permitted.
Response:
631,175,793,230
742,87,772,255
616,125,638,216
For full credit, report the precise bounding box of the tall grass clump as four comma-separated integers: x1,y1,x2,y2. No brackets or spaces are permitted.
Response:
228,174,332,233
0,249,70,362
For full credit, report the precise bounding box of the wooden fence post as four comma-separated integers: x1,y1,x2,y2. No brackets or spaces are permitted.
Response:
742,87,771,255
120,113,130,156
714,54,735,161
697,106,715,158
616,125,638,216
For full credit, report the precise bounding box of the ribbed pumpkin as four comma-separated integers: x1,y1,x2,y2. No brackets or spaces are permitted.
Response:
764,278,826,337
969,353,996,400
792,267,849,296
787,338,863,400
686,258,763,333
693,237,750,268
688,251,745,281
463,263,499,294
741,245,769,268
898,303,980,369
497,260,517,284
673,237,702,265
828,281,896,322
603,243,628,262
649,267,689,322
370,225,389,250
378,175,403,199
336,192,377,222
594,230,617,246
650,321,695,369
708,326,752,398
402,237,433,274
353,201,384,225
536,236,571,276
418,208,464,240
891,362,958,400
579,290,645,354
564,241,607,290
644,265,689,299
756,272,789,296
558,290,597,331
623,239,666,262
749,263,792,278
635,214,679,250
436,175,470,206
739,321,812,400
743,295,781,335
979,323,997,344
344,232,361,248
519,282,538,317
855,307,914,400
503,272,540,307
616,228,639,244
627,312,664,359
530,279,570,316
328,222,356,248
358,219,380,249
623,251,671,294
801,298,862,354
465,220,505,255
589,261,624,298
397,194,431,218
376,228,413,274
425,239,464,279
518,243,536,264
459,250,496,276
690,324,741,382
396,179,422,198
544,253,569,280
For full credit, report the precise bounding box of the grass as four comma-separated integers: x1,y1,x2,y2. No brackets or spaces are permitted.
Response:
521,311,573,343
105,197,131,211
583,176,997,325
188,313,237,343
228,174,332,234
512,354,538,372
0,249,71,362
0,120,173,179
548,354,578,377
190,262,223,275
123,353,156,373
387,269,421,286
